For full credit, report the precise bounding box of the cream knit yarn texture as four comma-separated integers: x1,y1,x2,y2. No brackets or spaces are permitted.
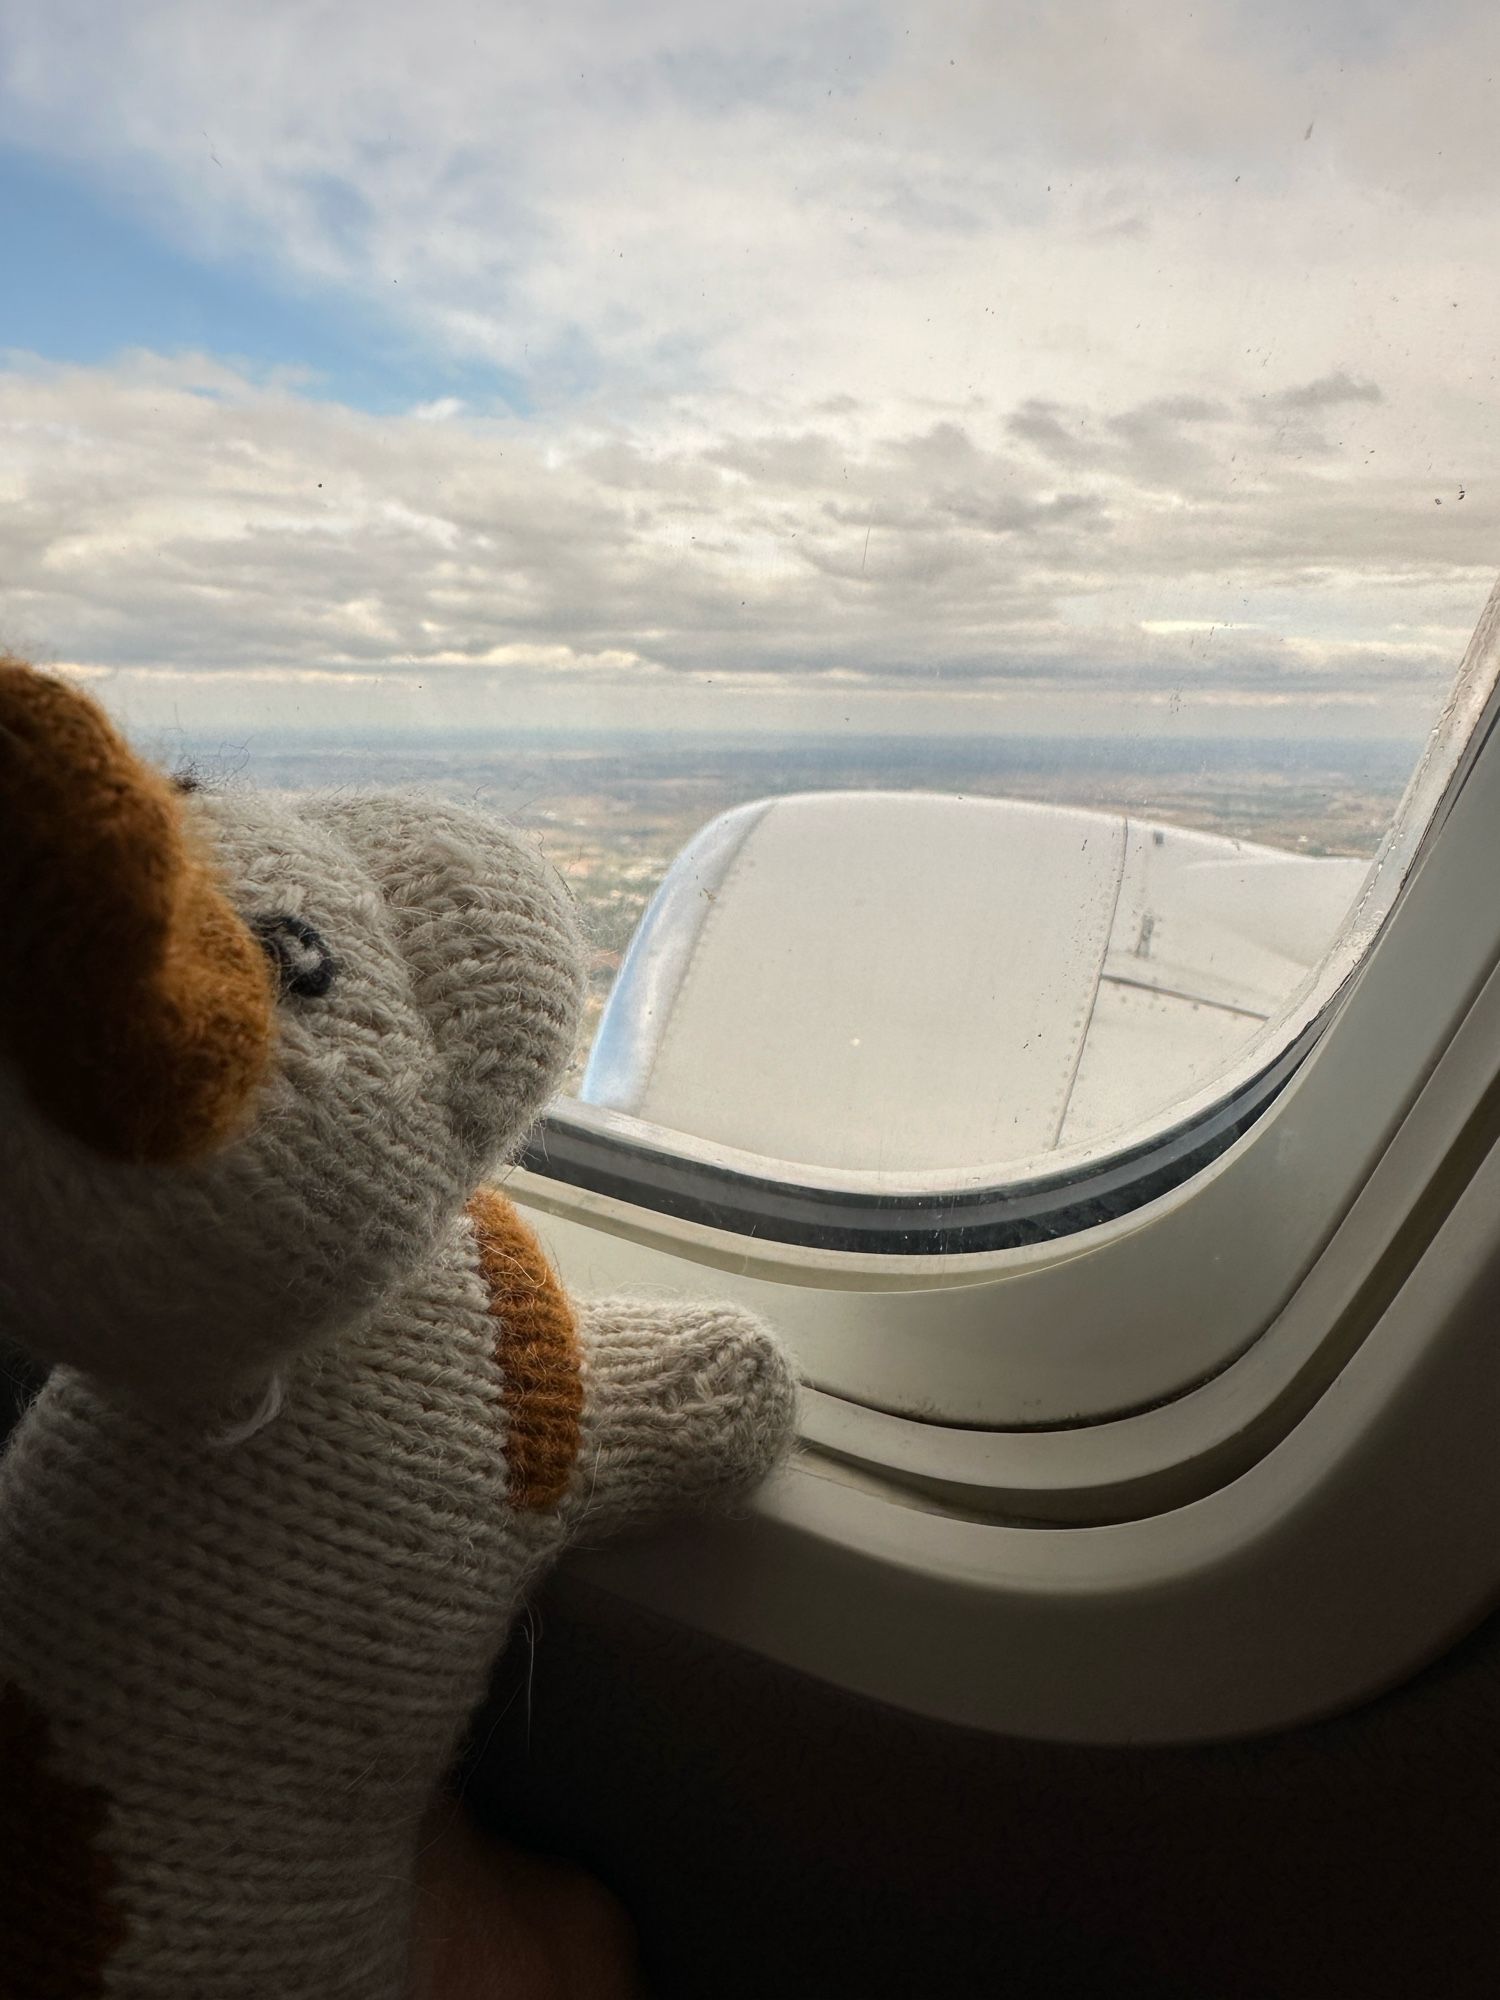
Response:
0,764,795,1999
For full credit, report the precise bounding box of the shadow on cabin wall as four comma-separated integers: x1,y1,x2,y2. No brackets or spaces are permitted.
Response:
464,1577,1500,2000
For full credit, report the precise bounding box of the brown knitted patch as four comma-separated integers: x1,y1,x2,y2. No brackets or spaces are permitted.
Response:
0,1681,128,1996
468,1187,584,1510
0,658,275,1162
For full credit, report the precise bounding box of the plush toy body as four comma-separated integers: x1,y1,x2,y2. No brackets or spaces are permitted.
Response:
0,661,795,1999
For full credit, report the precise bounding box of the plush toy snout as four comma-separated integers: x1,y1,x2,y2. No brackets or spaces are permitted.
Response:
0,659,275,1164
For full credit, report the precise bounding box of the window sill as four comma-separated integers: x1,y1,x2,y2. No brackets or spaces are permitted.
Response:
541,1120,1500,1743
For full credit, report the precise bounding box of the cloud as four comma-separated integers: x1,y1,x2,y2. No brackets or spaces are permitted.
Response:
1270,371,1383,412
0,349,1489,744
0,3,1496,739
4,0,1499,418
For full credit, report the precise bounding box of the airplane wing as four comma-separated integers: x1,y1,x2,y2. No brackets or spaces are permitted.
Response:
579,791,1368,1178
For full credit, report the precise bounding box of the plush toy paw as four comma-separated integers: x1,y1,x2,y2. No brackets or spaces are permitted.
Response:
569,1298,799,1540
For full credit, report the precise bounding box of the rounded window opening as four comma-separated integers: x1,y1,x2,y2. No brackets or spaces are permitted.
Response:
6,5,1497,1226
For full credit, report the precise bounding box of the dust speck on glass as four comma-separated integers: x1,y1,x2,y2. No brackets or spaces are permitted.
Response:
4,1,1496,1193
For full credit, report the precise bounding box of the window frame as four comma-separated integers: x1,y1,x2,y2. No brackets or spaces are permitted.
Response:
553,1118,1500,1744
514,580,1500,1432
509,581,1500,1739
522,916,1500,1737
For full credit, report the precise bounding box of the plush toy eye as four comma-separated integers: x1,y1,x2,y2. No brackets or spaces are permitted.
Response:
252,913,338,999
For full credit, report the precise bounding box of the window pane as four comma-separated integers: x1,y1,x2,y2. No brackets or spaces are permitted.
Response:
3,3,1495,1183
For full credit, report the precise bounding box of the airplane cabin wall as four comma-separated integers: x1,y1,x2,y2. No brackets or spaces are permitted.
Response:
468,1580,1500,1999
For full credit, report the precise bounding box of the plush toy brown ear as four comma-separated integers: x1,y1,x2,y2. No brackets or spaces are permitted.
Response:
0,658,274,1163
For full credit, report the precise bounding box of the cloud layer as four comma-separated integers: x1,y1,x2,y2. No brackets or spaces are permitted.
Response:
2,0,1497,738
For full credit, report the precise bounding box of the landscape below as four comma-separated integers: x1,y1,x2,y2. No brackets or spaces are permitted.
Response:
158,727,1418,1083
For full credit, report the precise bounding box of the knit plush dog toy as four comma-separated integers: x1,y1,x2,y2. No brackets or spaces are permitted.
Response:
0,658,796,1999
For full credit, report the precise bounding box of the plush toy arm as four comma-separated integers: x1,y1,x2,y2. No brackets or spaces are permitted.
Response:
564,1297,798,1542
467,1187,797,1538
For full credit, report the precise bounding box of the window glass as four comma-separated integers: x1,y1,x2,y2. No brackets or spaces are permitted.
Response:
3,2,1495,1177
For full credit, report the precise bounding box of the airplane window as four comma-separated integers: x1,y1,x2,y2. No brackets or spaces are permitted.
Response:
4,4,1496,1227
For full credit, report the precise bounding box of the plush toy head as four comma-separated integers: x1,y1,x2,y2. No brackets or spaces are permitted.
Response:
0,656,584,1408
0,658,794,2000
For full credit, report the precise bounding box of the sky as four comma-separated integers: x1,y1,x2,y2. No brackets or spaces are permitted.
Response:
1,0,1497,745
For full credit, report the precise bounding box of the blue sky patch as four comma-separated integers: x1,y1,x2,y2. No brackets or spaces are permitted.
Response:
0,146,526,414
